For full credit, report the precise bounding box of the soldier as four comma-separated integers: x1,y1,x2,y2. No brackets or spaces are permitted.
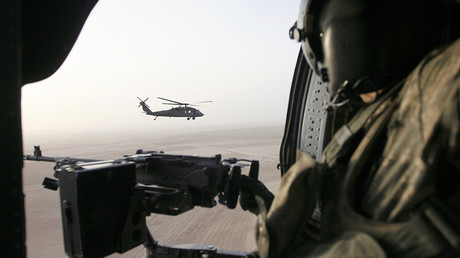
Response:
240,0,460,257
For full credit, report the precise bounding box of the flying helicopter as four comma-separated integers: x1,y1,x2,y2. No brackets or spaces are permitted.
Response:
137,97,212,120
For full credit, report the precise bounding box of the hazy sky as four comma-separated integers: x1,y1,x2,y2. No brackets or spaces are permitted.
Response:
21,0,301,137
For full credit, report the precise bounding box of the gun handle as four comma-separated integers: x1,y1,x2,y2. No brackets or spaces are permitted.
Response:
225,166,241,209
249,160,259,179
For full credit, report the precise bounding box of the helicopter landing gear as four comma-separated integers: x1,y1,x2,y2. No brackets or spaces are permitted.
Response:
187,117,190,120
192,117,195,120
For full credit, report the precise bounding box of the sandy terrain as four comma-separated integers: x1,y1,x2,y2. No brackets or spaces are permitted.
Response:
23,126,283,257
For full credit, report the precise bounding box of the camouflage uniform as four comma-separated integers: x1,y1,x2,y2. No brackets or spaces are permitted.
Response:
255,39,460,257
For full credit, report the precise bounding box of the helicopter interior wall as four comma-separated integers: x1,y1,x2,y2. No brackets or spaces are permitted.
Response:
1,1,99,256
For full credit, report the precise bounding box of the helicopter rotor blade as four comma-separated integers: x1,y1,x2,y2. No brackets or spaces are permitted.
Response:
189,104,210,108
157,97,188,106
162,103,182,106
188,100,212,107
192,101,213,104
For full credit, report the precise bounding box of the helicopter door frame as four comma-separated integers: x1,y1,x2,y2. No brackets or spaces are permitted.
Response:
279,49,332,175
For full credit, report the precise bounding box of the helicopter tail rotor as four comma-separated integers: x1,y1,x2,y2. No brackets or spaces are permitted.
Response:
137,97,150,109
137,97,154,115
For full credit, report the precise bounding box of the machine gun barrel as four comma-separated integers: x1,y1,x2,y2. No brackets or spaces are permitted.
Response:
23,145,101,163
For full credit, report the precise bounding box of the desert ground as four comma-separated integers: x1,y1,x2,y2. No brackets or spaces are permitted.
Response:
23,126,283,257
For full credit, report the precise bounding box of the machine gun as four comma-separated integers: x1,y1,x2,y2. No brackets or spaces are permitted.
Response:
24,146,259,257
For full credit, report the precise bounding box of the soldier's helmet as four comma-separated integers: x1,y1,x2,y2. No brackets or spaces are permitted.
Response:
290,0,459,100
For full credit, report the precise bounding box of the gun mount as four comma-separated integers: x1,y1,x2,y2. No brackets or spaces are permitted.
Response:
24,146,259,257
